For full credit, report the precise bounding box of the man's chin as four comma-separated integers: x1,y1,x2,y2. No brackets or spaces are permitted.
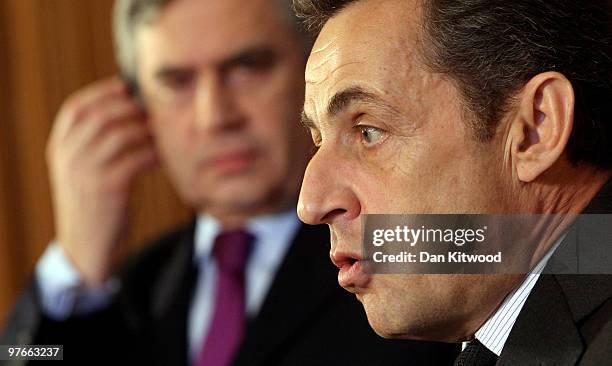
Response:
365,314,433,341
358,295,400,338
365,315,410,340
362,301,465,343
360,295,423,340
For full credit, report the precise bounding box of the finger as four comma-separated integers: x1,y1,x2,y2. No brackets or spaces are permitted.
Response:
69,99,146,151
106,146,158,191
93,122,153,167
72,77,126,111
53,77,128,141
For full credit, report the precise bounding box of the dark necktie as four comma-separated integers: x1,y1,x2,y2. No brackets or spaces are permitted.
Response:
454,339,499,366
196,229,254,366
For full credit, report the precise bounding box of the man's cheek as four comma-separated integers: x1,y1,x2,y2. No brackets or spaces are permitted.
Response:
359,137,417,176
358,167,417,212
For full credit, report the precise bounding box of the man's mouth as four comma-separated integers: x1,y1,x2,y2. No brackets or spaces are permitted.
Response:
330,251,371,292
201,148,258,174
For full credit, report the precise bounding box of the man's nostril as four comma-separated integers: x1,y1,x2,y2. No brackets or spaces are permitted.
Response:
321,208,347,223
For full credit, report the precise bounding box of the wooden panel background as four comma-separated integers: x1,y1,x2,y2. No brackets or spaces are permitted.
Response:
0,0,190,328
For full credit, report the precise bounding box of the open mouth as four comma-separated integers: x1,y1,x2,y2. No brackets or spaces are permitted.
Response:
331,251,371,291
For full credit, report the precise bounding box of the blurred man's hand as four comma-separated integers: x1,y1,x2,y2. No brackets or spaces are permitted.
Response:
46,77,156,286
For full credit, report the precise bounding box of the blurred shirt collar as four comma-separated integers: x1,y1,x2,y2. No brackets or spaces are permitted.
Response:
193,208,300,268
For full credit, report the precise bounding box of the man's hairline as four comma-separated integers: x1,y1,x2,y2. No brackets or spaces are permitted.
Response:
116,0,312,84
299,1,440,134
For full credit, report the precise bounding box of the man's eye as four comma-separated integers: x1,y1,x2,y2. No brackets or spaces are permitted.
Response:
236,55,275,72
356,125,386,146
160,74,194,91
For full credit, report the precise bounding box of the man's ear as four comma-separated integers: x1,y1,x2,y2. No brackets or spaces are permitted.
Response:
508,72,575,182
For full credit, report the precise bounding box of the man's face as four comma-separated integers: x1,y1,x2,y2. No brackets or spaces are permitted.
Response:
298,0,519,341
136,0,311,220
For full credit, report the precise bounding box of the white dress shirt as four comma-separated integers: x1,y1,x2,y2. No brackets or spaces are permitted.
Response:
35,209,300,364
464,235,565,356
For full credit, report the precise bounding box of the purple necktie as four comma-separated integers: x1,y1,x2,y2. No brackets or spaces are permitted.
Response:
196,229,253,366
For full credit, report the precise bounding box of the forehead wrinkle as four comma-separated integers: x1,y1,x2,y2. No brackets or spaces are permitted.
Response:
307,61,364,86
310,38,336,55
328,61,362,78
306,37,339,78
309,48,339,72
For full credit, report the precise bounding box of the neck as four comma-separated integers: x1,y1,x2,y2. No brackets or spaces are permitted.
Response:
536,166,611,215
518,162,612,267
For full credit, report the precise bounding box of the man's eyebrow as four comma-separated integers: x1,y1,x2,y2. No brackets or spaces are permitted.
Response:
327,86,395,118
220,46,276,70
300,87,397,130
155,67,194,81
154,46,276,80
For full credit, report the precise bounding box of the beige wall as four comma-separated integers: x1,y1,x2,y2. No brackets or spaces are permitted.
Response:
0,0,190,327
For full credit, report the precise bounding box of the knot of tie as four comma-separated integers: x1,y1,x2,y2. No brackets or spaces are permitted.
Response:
213,229,254,274
454,339,498,366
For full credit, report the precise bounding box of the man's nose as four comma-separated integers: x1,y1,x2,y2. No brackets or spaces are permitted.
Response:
194,76,243,132
297,147,361,225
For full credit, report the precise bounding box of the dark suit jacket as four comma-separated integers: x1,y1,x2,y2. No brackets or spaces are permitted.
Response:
1,223,458,366
497,180,612,365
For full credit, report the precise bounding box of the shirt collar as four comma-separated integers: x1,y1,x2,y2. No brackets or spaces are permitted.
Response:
193,208,300,266
469,234,566,355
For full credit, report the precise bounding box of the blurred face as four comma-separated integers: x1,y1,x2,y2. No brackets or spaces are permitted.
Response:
298,0,520,341
136,0,311,222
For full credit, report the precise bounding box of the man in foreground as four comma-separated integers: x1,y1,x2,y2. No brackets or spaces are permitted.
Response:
1,0,457,365
295,0,612,364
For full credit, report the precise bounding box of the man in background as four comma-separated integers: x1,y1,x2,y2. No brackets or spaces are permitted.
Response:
1,0,457,365
296,0,612,364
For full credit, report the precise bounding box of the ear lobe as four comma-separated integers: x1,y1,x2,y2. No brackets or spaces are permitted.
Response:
511,72,575,182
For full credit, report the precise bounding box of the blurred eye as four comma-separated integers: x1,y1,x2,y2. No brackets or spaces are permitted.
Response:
232,50,276,73
162,74,194,91
224,50,277,87
356,125,386,147
155,69,195,96
237,55,275,72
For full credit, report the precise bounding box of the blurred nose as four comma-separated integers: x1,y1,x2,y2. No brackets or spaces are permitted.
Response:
297,147,361,225
194,75,244,132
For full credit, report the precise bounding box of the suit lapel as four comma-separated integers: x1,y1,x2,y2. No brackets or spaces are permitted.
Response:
499,179,612,365
583,178,612,214
232,224,338,366
498,275,584,366
149,223,197,366
555,275,612,338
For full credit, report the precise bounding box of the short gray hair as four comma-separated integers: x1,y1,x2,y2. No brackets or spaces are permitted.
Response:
113,0,311,84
